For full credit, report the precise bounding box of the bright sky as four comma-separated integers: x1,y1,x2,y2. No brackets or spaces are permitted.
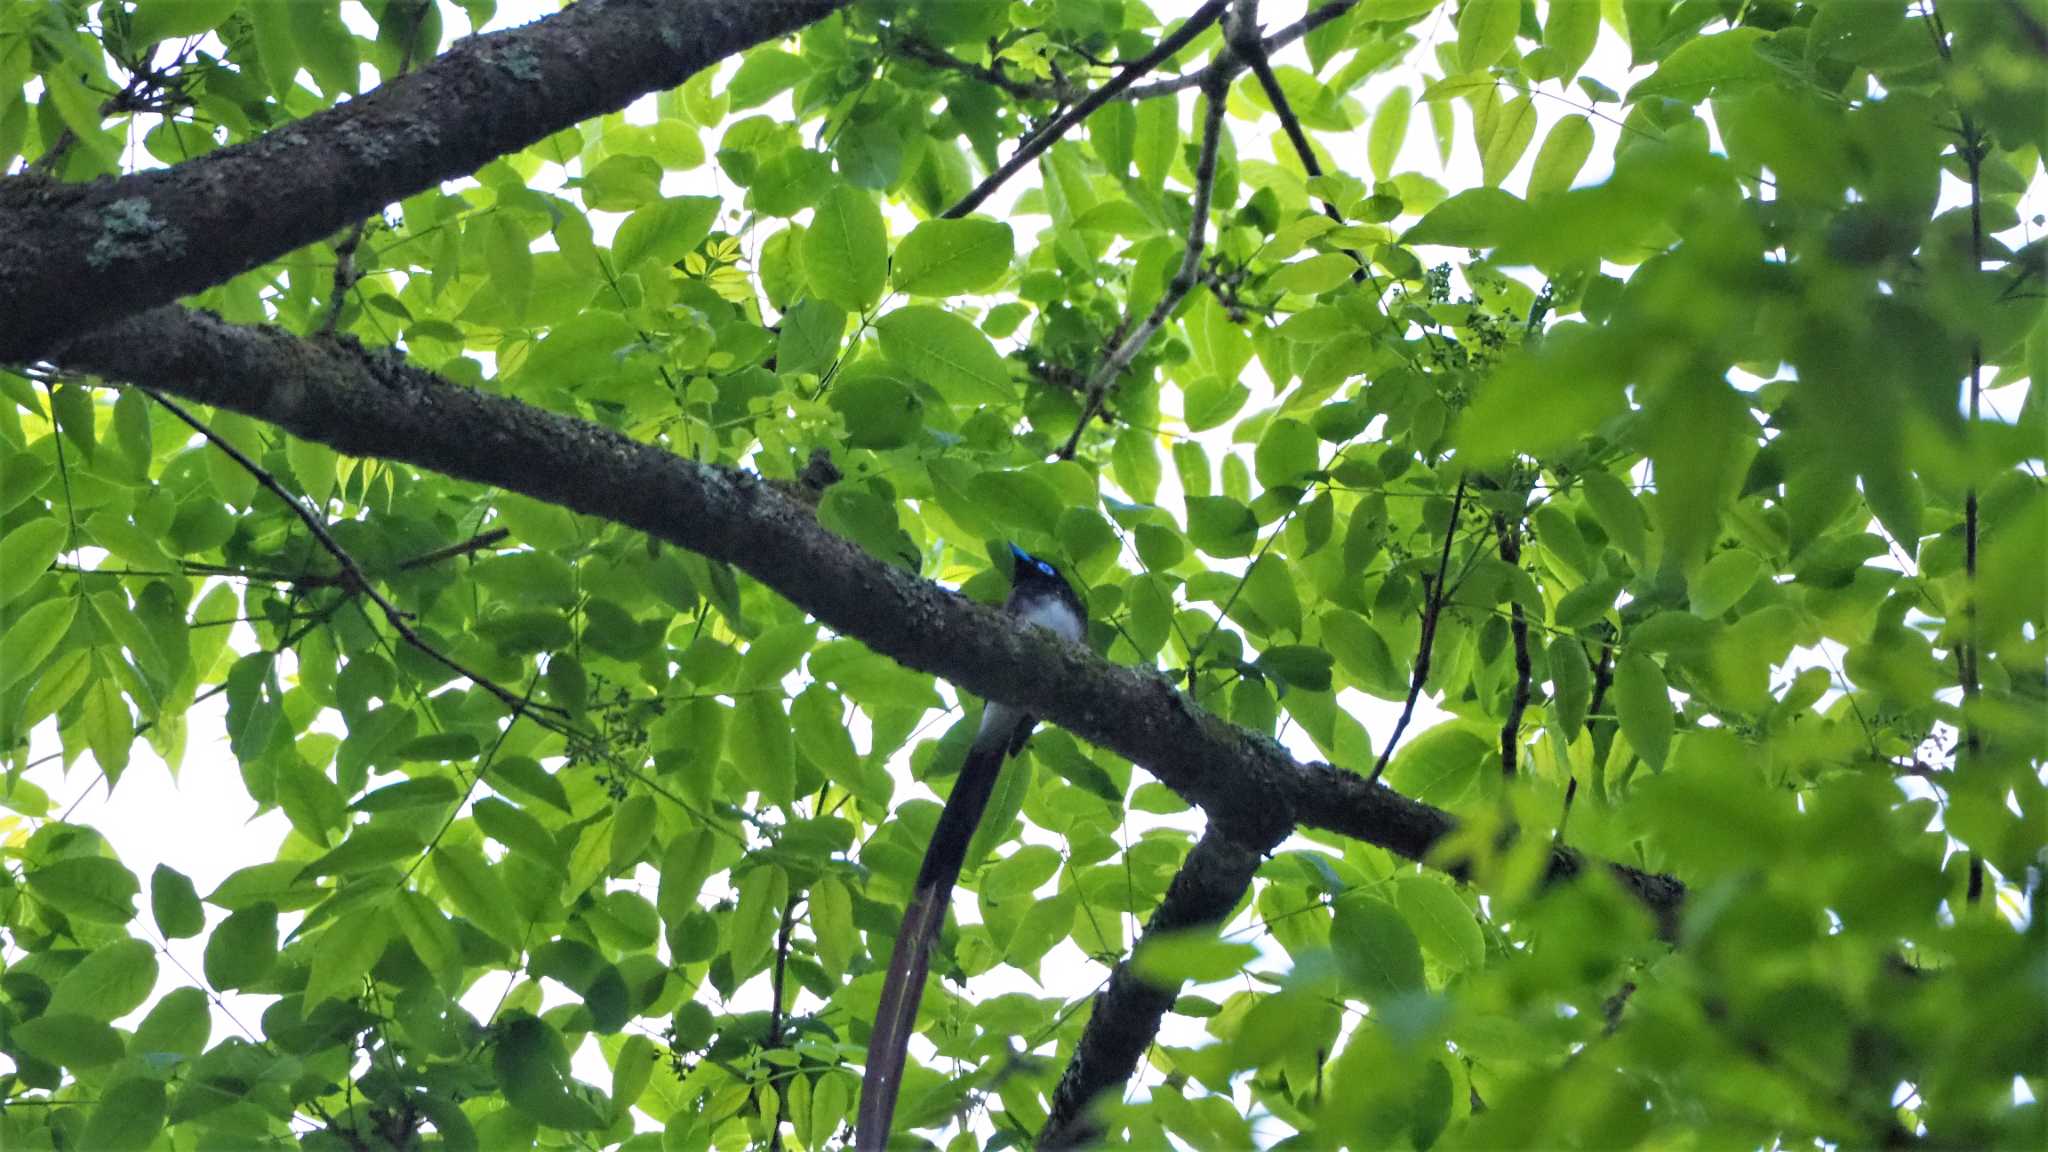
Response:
10,0,2040,1141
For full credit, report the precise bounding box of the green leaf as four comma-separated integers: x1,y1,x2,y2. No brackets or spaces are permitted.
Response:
1134,927,1261,985
27,855,137,924
1184,375,1251,432
874,305,1013,403
128,0,240,44
1330,894,1425,1000
1645,377,1753,576
1528,114,1594,195
82,1078,167,1152
829,370,925,449
47,938,157,1021
1322,610,1406,698
1255,418,1321,489
298,823,428,880
1457,0,1520,71
0,596,77,695
305,902,394,1010
11,1014,124,1068
1393,875,1483,972
475,798,563,870
968,469,1064,535
395,889,462,988
1369,87,1412,181
1256,646,1333,692
288,0,361,98
613,196,719,271
609,794,657,871
734,694,795,809
1186,496,1259,558
1691,549,1763,618
810,873,856,979
151,864,204,939
1268,253,1358,296
803,184,888,311
777,297,848,378
0,518,65,604
132,987,209,1057
1548,635,1592,743
1386,723,1489,807
1541,0,1600,83
1478,95,1537,187
1401,187,1524,248
495,1013,605,1130
892,218,1014,296
1612,651,1673,771
728,49,809,110
204,903,278,990
728,864,788,976
433,845,525,949
1627,29,1774,104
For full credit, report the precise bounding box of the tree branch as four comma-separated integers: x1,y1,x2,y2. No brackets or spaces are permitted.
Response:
893,36,1070,102
1120,0,1359,102
1370,477,1467,783
1496,511,1532,777
942,0,1231,220
0,0,850,362
1057,59,1234,460
1039,826,1272,1149
50,306,1685,936
137,385,573,729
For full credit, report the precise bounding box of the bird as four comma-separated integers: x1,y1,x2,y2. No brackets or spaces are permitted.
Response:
856,544,1087,1151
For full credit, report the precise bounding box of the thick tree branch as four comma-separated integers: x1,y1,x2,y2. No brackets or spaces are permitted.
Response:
1039,826,1272,1149
943,0,1230,219
51,306,1685,936
0,0,849,363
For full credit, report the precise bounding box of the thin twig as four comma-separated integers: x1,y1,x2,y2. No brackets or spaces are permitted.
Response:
1495,511,1531,777
136,386,572,724
763,893,801,1152
317,221,367,336
1057,58,1234,460
894,36,1068,102
1369,476,1467,783
396,527,510,571
943,0,1230,219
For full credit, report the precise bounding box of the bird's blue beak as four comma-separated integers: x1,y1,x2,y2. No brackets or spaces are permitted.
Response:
1008,542,1033,565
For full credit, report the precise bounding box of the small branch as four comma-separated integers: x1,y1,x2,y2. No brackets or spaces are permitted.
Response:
135,386,573,726
1496,511,1532,778
894,36,1068,102
764,894,801,1152
1120,0,1359,101
943,0,1230,219
317,222,368,337
1038,827,1271,1149
396,527,510,571
1370,476,1467,783
1057,59,1234,460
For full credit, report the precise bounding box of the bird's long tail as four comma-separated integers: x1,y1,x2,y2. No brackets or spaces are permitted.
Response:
856,721,1016,1150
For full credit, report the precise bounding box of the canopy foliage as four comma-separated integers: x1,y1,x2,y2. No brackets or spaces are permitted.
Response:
0,0,2042,1149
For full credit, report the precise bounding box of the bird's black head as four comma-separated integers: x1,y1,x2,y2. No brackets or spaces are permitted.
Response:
1004,544,1086,632
1007,543,1067,587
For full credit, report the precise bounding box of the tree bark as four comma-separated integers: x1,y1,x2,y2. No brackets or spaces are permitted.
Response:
54,306,1685,938
0,0,849,363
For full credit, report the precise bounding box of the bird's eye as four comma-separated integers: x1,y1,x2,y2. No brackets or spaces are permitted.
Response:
1036,561,1056,576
